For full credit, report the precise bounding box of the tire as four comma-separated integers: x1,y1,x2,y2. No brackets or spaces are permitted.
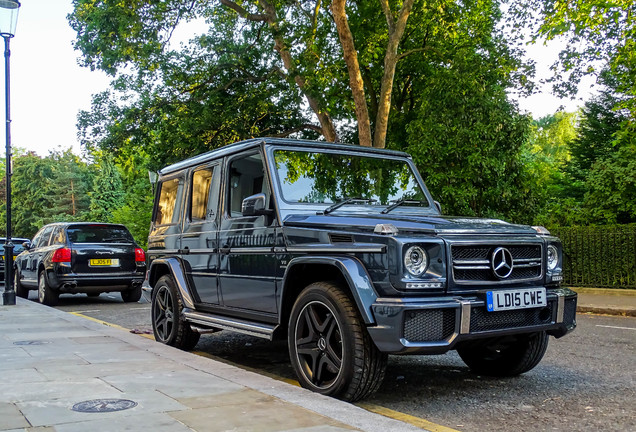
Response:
151,275,200,350
121,285,142,303
14,269,29,299
288,281,387,402
457,331,549,377
38,270,59,306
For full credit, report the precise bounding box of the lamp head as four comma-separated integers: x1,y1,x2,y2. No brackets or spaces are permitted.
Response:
0,1,20,38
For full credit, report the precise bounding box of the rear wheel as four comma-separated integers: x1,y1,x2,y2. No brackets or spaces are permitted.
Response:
121,285,142,303
38,271,59,306
288,281,387,401
151,275,199,350
457,331,549,376
14,269,29,299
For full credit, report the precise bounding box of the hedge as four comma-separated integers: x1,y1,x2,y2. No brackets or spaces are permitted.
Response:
550,225,636,289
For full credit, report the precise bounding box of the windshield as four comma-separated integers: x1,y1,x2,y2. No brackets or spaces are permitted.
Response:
273,150,429,208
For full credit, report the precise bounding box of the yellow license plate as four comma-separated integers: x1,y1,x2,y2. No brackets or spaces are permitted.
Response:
89,258,119,266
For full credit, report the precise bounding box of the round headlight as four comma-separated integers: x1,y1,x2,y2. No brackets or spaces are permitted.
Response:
404,246,428,277
547,245,559,270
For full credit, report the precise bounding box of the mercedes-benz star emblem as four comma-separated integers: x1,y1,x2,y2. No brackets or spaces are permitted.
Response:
491,247,514,279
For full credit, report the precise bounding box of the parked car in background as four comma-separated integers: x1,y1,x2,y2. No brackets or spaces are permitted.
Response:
0,237,30,282
14,222,146,306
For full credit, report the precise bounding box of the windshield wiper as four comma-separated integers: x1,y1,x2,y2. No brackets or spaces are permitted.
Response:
381,199,428,214
318,197,377,215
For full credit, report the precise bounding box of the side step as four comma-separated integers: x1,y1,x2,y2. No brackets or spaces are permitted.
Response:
183,309,277,340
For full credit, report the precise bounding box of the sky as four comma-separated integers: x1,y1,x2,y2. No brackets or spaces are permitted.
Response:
1,1,595,158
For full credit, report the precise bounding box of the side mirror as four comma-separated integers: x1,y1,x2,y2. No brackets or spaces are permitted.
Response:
22,241,31,250
242,193,274,217
434,200,442,214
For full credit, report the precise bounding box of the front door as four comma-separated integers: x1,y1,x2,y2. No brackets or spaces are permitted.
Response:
218,151,279,316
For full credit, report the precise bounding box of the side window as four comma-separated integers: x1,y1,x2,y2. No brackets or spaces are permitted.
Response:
155,177,184,226
190,167,215,222
36,226,54,248
51,227,65,246
227,153,268,217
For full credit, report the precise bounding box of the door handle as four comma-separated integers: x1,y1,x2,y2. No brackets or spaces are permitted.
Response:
219,246,231,255
178,247,190,255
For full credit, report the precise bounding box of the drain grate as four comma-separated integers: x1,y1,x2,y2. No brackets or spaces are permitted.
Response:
13,340,50,346
71,399,138,413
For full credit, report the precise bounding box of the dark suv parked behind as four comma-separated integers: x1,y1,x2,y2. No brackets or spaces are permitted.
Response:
15,222,146,305
146,138,577,401
0,237,30,282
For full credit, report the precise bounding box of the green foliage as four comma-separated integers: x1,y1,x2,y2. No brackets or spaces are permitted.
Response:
551,225,636,289
88,154,125,222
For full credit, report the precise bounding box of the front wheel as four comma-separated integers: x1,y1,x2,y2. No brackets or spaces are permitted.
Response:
288,281,387,401
151,275,200,350
457,331,549,377
38,271,59,306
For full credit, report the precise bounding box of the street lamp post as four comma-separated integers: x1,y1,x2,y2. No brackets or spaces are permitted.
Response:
0,0,20,306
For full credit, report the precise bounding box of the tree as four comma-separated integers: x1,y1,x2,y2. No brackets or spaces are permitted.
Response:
70,0,533,155
89,154,125,222
515,0,636,114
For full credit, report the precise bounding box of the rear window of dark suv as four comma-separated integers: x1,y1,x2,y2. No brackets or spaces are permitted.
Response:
67,225,134,244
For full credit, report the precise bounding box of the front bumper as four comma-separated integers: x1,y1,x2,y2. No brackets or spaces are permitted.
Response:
367,287,577,354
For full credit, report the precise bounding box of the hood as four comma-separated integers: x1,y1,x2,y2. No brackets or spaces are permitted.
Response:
282,212,538,236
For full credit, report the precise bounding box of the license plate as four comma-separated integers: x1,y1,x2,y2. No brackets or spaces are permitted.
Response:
89,258,120,267
486,288,547,312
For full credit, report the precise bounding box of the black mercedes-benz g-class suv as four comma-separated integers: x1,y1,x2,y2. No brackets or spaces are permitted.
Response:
146,138,576,401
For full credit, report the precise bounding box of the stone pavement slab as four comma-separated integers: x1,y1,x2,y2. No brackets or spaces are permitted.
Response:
0,298,425,432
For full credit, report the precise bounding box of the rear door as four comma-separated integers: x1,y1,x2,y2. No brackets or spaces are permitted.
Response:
180,163,221,304
148,175,185,262
21,225,55,286
67,224,137,276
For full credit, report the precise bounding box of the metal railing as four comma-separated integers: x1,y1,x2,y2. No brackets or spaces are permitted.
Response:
551,225,636,289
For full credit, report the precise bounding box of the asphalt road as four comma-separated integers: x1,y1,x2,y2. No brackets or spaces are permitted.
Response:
37,292,636,432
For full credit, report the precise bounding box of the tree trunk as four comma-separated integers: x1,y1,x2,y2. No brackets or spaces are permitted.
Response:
221,0,338,142
331,0,373,147
373,0,415,149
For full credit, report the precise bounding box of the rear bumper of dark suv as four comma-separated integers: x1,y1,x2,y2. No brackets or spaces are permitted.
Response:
47,271,144,293
367,287,577,354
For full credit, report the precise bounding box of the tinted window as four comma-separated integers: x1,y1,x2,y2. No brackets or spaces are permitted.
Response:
156,177,184,225
35,226,55,248
191,168,214,221
51,227,65,246
67,225,134,244
228,153,267,217
13,243,27,254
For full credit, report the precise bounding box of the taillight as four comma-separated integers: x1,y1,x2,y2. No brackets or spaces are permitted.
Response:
135,248,146,262
52,247,71,263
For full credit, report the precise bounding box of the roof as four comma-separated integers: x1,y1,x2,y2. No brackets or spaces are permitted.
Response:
159,138,410,175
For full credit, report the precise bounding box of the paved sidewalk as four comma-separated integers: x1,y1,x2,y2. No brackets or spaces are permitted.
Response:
574,287,636,317
0,298,425,432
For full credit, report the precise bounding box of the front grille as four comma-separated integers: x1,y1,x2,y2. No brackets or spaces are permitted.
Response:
403,309,456,342
470,301,554,332
451,243,543,285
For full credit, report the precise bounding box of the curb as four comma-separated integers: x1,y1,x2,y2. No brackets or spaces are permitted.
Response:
577,305,636,317
571,287,636,296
